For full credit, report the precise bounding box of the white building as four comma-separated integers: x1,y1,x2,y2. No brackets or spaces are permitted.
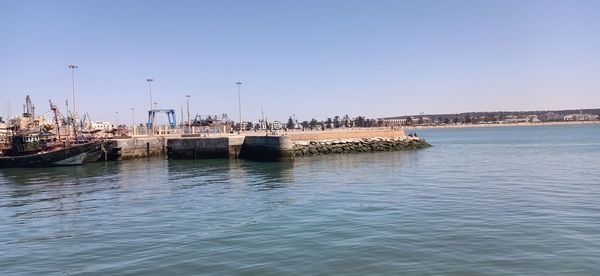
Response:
89,121,114,130
271,121,283,130
381,118,407,126
564,114,599,121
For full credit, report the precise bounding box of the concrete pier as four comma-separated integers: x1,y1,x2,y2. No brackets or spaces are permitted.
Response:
112,137,167,160
166,136,244,159
239,136,293,161
111,128,429,161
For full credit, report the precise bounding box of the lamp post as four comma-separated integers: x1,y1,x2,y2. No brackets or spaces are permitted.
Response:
236,82,242,134
154,102,158,109
147,78,154,136
186,95,191,129
180,105,184,129
69,65,78,139
69,65,78,119
146,78,154,111
115,111,119,127
130,107,135,132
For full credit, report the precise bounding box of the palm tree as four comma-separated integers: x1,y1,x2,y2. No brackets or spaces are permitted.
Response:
286,116,295,129
333,116,341,128
309,118,318,130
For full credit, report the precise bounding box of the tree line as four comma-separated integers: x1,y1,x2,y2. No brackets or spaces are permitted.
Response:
285,115,386,130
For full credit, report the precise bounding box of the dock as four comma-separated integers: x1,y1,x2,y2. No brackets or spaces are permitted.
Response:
110,128,430,161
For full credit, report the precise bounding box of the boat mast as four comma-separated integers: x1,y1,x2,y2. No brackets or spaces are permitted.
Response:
49,100,61,142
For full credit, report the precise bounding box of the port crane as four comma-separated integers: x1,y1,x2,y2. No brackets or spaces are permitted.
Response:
147,109,177,129
191,113,229,127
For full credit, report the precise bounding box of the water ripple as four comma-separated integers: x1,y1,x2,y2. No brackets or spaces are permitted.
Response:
1,125,600,275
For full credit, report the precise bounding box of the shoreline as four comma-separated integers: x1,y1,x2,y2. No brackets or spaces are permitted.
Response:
404,121,599,130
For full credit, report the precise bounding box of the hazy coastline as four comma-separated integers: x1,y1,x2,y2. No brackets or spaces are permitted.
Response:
405,120,599,130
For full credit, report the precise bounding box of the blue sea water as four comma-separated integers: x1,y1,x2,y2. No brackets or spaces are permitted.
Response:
1,124,599,275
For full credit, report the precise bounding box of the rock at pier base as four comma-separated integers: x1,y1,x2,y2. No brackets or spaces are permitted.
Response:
292,137,430,158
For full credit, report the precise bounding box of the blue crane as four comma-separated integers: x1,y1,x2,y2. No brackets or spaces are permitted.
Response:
147,109,177,128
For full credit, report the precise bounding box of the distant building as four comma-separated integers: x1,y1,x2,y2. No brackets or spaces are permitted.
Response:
253,121,268,130
502,115,528,123
540,112,563,121
564,114,599,121
420,117,432,124
526,115,541,123
271,121,283,130
381,118,407,126
241,121,253,131
89,121,114,130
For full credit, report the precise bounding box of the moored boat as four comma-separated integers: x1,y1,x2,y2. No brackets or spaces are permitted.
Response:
82,140,120,162
0,121,10,157
0,141,102,168
1,96,121,165
0,139,9,157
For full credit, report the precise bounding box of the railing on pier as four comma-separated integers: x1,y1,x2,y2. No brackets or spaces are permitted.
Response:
126,125,231,137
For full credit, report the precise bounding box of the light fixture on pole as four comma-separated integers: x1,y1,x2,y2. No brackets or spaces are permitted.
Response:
146,78,154,111
69,64,79,139
146,78,154,136
186,95,191,129
68,65,78,119
131,107,135,129
236,82,242,134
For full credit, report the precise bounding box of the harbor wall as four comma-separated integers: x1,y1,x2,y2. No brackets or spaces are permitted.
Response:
117,129,428,161
114,137,166,160
166,136,244,159
239,136,293,161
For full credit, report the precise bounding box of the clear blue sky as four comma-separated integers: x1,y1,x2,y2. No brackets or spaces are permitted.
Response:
1,0,599,123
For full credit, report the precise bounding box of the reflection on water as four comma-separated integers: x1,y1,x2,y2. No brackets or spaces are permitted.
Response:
239,160,294,189
0,158,297,218
0,163,122,225
167,159,295,191
0,162,121,186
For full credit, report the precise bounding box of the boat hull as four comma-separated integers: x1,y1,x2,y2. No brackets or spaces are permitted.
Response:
0,142,102,168
82,140,121,162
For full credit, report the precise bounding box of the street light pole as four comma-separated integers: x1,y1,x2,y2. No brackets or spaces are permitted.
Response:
131,107,135,130
69,64,78,139
69,65,78,119
146,78,154,111
236,82,242,134
186,95,191,130
116,111,119,127
146,78,154,136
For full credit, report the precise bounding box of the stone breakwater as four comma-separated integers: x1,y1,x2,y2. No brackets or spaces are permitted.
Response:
292,137,430,157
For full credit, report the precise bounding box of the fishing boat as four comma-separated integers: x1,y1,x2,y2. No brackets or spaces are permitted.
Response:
0,121,10,156
0,136,9,157
81,139,119,162
0,97,121,167
0,141,102,168
0,138,9,157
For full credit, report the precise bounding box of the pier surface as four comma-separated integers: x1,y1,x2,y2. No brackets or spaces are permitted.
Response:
286,128,406,141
